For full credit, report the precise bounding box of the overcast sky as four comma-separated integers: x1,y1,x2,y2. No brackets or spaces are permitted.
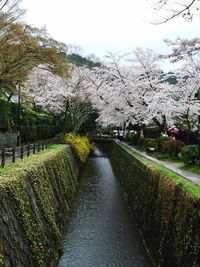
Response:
21,0,199,70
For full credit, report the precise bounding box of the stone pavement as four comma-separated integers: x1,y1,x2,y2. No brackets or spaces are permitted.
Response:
120,141,200,187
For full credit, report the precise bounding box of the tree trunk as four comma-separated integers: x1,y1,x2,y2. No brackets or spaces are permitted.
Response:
63,100,69,133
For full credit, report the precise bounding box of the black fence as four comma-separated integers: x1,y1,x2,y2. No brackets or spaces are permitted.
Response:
90,135,114,143
1,138,58,168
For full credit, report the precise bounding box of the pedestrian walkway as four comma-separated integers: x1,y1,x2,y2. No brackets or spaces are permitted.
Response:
120,141,200,187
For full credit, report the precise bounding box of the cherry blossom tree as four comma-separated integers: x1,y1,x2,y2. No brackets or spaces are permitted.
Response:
23,64,93,132
86,49,167,134
148,0,199,23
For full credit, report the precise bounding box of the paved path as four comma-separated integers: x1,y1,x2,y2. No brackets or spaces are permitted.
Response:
120,141,200,187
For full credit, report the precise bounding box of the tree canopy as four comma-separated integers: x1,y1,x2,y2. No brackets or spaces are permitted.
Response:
0,0,70,95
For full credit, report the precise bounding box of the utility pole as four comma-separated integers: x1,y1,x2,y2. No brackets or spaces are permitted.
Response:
197,88,200,166
17,82,21,147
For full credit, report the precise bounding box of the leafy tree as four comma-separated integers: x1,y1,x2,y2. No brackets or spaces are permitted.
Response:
0,0,69,97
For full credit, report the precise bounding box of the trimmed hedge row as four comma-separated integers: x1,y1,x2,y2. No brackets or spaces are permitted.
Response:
161,139,185,156
21,125,60,142
110,141,200,267
0,145,79,267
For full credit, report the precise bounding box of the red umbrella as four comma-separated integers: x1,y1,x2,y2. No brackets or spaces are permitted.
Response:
167,129,180,135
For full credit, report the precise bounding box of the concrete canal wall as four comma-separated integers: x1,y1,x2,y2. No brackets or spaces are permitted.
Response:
0,145,79,267
110,141,200,267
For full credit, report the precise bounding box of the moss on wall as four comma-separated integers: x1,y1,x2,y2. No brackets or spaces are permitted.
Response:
0,145,79,267
110,141,200,267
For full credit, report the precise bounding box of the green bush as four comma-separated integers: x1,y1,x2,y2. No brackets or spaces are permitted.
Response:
181,145,199,166
162,139,185,157
144,138,156,148
130,134,139,145
21,126,37,142
0,132,17,148
22,108,38,126
125,132,131,142
138,137,145,147
137,138,156,149
124,132,139,145
21,125,59,143
58,133,66,144
37,125,45,139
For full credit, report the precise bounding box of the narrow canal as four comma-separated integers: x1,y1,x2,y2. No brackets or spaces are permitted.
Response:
58,146,151,267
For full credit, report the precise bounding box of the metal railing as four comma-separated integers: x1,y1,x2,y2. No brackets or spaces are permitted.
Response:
90,135,114,142
0,138,58,168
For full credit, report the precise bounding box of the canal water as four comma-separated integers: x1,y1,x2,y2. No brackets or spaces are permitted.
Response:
58,146,151,267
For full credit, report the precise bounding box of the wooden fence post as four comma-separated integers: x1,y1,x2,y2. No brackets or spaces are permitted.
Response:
27,145,30,157
33,143,36,154
12,147,15,163
20,146,23,159
1,149,5,168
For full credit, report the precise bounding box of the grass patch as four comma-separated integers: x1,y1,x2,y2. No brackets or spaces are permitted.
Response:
151,164,200,198
153,151,200,175
153,151,179,161
181,165,200,175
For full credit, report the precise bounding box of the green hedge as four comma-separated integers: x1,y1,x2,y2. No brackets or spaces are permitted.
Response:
20,125,59,142
0,145,79,266
0,132,17,148
110,141,200,266
0,99,60,142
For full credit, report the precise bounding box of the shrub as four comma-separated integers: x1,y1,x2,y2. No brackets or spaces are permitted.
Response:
65,133,92,163
58,133,66,144
143,126,161,139
0,132,17,148
125,132,131,142
137,138,157,149
138,137,145,147
130,134,140,146
124,132,139,145
22,108,38,126
21,125,58,142
162,139,185,157
181,145,199,166
157,137,170,152
21,126,37,142
144,138,157,148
